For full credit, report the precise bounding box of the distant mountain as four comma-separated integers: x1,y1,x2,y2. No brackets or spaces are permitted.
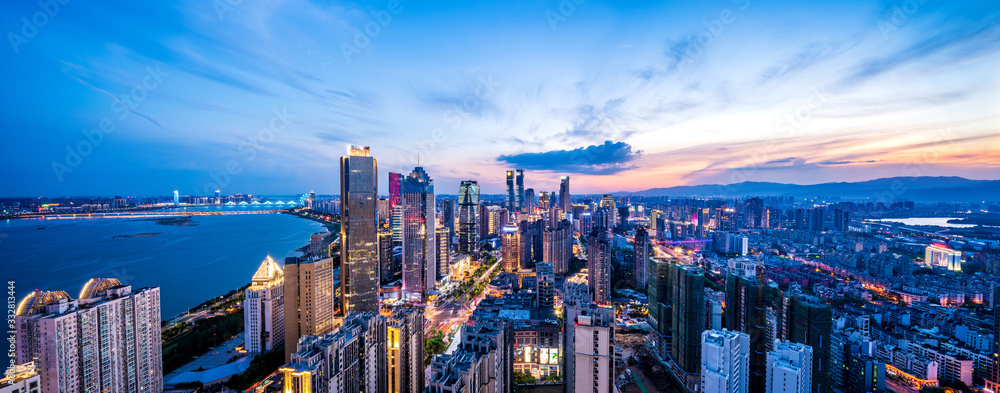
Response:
612,176,1000,202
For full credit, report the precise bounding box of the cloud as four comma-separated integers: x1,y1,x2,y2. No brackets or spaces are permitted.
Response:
496,141,643,175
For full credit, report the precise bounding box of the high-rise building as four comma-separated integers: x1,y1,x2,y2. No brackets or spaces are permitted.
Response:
701,329,750,393
560,176,571,216
0,362,40,393
587,227,612,304
520,217,544,265
524,188,535,213
379,230,396,284
401,167,436,301
501,223,522,273
599,195,617,229
746,197,764,229
766,340,812,393
764,208,782,229
536,262,555,308
245,256,284,355
846,353,885,393
648,256,673,361
441,199,455,233
634,226,650,289
539,191,550,210
505,169,525,212
390,172,404,246
807,208,825,231
281,312,388,393
833,208,851,231
780,294,833,393
387,307,425,393
543,219,573,275
989,283,1000,390
726,270,767,392
427,315,512,393
564,302,615,393
284,256,335,361
341,145,380,314
672,264,706,382
457,181,480,257
14,279,162,393
436,227,451,280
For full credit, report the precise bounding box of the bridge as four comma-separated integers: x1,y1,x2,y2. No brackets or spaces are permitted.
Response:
31,210,282,219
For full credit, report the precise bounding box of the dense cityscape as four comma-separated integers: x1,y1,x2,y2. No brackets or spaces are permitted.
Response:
3,148,1000,393
3,1,1000,393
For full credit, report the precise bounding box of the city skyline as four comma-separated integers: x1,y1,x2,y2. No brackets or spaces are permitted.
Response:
2,1,998,197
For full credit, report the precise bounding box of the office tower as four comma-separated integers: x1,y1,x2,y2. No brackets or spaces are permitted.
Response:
309,233,324,256
543,219,573,275
593,208,612,231
536,262,555,308
284,256,335,361
634,226,650,289
389,172,404,246
846,353,885,393
600,195,617,228
387,307,425,393
427,315,513,393
487,207,509,236
807,208,825,231
377,196,391,226
341,145,380,314
506,170,515,211
401,167,436,301
520,217,544,265
14,279,162,393
441,199,455,233
457,181,480,257
702,330,750,393
781,294,833,393
580,211,593,235
539,191,550,210
173,190,179,205
501,223,522,272
515,169,525,212
672,264,706,380
766,341,812,393
379,230,395,284
746,197,764,228
478,204,491,239
281,312,387,393
524,188,535,212
587,227,612,304
564,302,615,393
764,208,781,229
794,209,806,230
726,271,767,392
560,176,571,215
245,256,285,355
436,227,451,279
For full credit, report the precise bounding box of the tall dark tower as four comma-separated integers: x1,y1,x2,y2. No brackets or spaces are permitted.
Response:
340,145,380,314
457,181,480,257
559,176,571,218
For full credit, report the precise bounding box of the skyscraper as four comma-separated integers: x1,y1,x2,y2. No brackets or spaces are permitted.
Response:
536,262,555,308
559,176,571,216
599,195,617,228
543,219,573,275
378,230,395,284
539,191,550,210
501,223,522,273
672,264,706,382
766,341,812,393
245,256,284,355
634,226,650,289
780,294,833,393
441,199,455,234
281,312,387,393
284,256,335,361
564,302,615,393
524,188,535,213
726,270,767,392
401,167,436,301
387,307,425,393
587,227,612,304
457,180,480,257
389,172,404,246
15,279,162,393
702,329,750,393
992,283,1000,388
506,169,525,212
341,145,380,313
436,227,451,280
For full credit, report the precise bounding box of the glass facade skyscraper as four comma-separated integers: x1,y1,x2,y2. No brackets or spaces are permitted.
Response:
401,167,436,301
457,180,480,256
340,145,380,313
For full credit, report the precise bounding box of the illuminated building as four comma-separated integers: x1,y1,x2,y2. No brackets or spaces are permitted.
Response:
587,227,612,304
457,181,480,257
0,363,39,393
846,353,885,393
387,307,424,393
564,302,615,393
501,223,522,273
524,188,535,213
389,172,403,246
378,230,395,284
341,145,380,313
14,279,161,393
702,329,750,393
765,341,812,393
559,176,571,216
426,315,513,393
634,226,650,289
401,167,436,301
539,191,550,210
925,243,963,271
513,320,562,378
309,233,324,256
436,227,451,280
245,256,285,355
536,262,555,308
281,312,389,393
542,220,573,275
284,256,335,361
505,169,525,212
599,195,616,228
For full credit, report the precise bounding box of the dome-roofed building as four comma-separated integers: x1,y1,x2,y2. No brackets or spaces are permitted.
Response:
14,290,71,317
79,277,123,300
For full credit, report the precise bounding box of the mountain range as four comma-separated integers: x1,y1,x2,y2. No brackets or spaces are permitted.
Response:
612,176,1000,202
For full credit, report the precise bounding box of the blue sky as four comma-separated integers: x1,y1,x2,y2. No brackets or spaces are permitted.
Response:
2,0,998,196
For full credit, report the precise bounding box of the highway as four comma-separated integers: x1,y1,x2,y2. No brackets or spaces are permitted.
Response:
26,210,282,219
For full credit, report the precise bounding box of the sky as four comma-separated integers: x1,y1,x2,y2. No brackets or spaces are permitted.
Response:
1,0,999,197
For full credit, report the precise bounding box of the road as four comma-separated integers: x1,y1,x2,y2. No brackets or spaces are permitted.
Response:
424,258,500,335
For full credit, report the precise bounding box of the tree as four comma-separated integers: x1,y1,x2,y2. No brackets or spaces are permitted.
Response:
514,371,536,385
